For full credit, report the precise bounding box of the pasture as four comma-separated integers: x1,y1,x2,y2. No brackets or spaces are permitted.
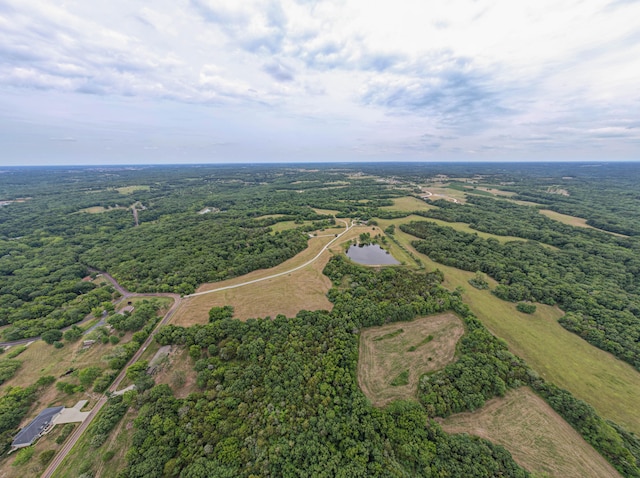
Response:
358,313,464,407
441,387,620,478
386,218,640,434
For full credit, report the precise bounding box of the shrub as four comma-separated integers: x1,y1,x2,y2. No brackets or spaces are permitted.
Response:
6,345,27,358
102,450,116,462
39,449,55,465
468,271,489,290
516,302,537,314
55,424,75,444
42,329,63,345
12,446,34,466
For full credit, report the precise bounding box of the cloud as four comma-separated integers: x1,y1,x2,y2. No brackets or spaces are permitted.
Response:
189,0,286,54
360,54,512,130
1,0,640,163
262,60,295,82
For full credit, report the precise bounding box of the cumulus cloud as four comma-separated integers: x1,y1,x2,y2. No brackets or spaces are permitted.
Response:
1,0,640,163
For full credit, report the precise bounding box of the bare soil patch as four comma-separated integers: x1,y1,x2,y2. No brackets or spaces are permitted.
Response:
358,313,464,407
154,346,199,398
441,387,621,478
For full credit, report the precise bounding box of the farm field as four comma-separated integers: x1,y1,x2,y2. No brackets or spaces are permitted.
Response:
539,209,628,237
384,217,640,434
76,206,126,214
171,223,379,325
441,387,621,478
358,314,464,407
114,185,150,194
380,196,435,212
377,215,529,245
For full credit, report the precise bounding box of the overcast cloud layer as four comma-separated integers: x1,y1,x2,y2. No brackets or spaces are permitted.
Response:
1,0,640,164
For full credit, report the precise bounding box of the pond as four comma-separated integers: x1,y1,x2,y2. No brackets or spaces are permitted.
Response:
346,244,400,265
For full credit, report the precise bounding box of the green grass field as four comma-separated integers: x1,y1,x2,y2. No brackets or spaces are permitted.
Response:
380,215,640,434
115,185,150,194
358,313,464,407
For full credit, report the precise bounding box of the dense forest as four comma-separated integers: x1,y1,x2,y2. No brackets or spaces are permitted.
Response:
114,257,640,477
1,163,640,476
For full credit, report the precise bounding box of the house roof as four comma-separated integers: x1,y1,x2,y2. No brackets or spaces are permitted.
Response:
12,406,64,447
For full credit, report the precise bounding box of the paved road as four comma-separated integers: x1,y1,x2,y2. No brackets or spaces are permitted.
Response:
186,219,352,298
41,286,181,478
42,221,353,476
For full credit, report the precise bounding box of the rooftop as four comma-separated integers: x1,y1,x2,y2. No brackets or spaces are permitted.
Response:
11,406,64,448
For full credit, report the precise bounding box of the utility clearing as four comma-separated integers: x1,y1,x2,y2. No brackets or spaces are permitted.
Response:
441,387,621,478
358,313,464,407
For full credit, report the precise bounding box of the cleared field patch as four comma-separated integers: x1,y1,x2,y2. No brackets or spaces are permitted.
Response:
77,206,126,214
114,185,149,194
254,214,286,220
268,220,313,233
389,221,640,434
0,339,112,395
154,346,199,398
441,387,621,478
312,208,340,216
172,235,336,325
476,187,516,197
171,223,376,325
540,209,628,237
358,313,465,407
381,196,435,212
423,188,466,203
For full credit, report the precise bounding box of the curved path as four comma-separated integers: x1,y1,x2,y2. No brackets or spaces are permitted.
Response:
185,219,352,298
43,219,354,477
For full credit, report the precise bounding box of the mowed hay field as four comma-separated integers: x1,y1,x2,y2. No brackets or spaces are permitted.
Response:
358,313,464,407
171,223,380,325
380,215,640,434
380,196,436,213
441,387,621,478
540,209,628,237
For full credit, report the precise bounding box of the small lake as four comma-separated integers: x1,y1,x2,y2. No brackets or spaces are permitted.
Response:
346,244,400,265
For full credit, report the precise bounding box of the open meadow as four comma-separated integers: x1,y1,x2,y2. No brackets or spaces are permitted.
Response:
171,223,380,325
358,313,464,407
441,387,621,478
382,216,640,434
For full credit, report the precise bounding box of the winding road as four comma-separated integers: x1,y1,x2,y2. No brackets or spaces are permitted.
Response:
185,219,352,298
41,218,355,477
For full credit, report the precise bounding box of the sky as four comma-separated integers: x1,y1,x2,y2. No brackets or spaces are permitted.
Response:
1,0,640,165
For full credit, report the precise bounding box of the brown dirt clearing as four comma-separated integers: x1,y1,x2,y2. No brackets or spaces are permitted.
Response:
441,387,620,478
358,313,464,407
154,346,199,398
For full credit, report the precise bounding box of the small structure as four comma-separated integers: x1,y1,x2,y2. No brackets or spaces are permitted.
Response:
82,339,96,349
11,406,63,450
